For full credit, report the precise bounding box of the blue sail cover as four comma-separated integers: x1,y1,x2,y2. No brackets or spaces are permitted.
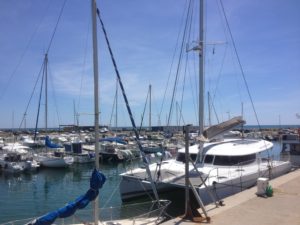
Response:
99,137,127,145
28,169,106,225
45,136,63,148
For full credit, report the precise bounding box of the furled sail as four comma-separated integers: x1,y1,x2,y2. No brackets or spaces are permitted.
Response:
45,136,63,148
27,169,106,225
202,116,245,140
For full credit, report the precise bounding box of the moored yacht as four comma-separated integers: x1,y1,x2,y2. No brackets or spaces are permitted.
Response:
0,144,40,173
35,151,74,168
34,136,74,168
120,138,291,202
64,142,95,164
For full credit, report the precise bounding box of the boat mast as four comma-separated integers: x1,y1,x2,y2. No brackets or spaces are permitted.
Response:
45,54,48,134
115,77,118,130
198,0,205,135
91,0,100,224
149,84,151,130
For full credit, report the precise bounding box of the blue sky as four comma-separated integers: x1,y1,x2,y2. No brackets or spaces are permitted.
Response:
0,0,299,129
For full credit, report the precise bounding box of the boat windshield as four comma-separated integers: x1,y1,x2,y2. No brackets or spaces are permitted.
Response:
204,155,214,164
176,153,197,163
204,153,256,166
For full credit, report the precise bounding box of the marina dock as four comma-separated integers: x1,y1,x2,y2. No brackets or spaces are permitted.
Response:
163,168,300,225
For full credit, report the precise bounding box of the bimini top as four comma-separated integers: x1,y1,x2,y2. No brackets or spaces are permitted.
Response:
204,139,273,156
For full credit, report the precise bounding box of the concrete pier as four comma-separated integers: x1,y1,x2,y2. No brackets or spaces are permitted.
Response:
162,168,300,225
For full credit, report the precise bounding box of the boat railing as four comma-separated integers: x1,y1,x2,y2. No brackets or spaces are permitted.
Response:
0,217,37,225
205,158,266,184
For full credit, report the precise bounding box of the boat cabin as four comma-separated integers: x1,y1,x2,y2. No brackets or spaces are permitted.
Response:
175,139,273,167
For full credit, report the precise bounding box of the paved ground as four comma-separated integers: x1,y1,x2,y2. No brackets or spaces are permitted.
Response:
162,168,300,225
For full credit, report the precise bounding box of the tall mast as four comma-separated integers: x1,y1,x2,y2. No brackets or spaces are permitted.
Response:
45,54,48,134
91,0,100,224
73,100,76,128
208,92,211,127
149,84,152,130
115,77,118,129
198,0,205,135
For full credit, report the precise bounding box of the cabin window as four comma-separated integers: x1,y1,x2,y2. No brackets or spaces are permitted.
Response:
213,154,256,166
204,155,214,164
176,153,197,163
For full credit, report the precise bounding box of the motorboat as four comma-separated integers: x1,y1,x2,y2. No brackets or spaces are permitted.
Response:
0,144,40,173
64,142,95,164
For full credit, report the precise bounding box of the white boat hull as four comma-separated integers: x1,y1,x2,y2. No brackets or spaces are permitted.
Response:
73,154,95,164
37,155,74,168
120,160,291,202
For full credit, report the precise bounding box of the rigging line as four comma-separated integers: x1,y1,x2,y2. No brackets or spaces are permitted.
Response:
183,0,198,125
109,87,117,127
159,0,190,123
101,178,123,209
212,0,240,113
34,59,46,141
211,95,220,124
219,0,262,131
48,64,61,126
46,0,68,54
96,9,140,148
167,0,194,126
188,62,198,121
215,0,230,43
168,0,194,125
0,0,52,101
139,88,150,133
176,101,186,126
211,44,228,103
96,8,160,202
210,44,228,123
18,62,45,130
179,45,189,126
179,1,194,126
77,16,91,115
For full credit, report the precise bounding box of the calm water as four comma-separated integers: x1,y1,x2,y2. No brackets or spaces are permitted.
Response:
0,142,284,224
0,160,139,224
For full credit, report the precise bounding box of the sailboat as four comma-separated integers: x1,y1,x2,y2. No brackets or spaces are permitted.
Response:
119,0,291,203
33,54,74,168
